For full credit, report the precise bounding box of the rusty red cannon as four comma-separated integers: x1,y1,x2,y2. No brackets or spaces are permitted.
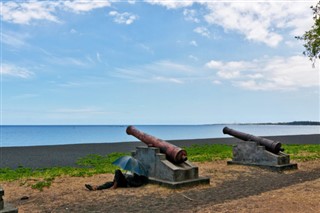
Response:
126,125,187,164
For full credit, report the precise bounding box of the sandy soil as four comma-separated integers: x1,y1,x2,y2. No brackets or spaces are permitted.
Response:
2,160,320,213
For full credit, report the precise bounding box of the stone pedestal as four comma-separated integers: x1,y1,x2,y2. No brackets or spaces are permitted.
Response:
0,188,18,213
132,146,210,188
227,141,297,171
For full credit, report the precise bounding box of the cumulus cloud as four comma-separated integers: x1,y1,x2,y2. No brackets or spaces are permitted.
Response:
206,56,320,91
203,1,315,47
1,63,34,78
144,0,316,47
109,11,138,25
112,56,319,91
0,1,59,24
3,0,315,48
145,0,194,9
62,0,111,13
0,0,111,24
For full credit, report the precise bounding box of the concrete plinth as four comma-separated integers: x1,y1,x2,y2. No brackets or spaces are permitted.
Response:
0,188,18,213
132,146,210,188
0,203,18,213
228,141,297,171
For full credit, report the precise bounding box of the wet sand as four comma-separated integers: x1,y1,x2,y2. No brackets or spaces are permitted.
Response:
0,134,319,169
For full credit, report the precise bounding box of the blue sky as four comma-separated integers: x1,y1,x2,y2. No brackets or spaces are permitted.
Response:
1,0,319,125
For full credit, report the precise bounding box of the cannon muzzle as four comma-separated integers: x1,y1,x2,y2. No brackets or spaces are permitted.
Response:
223,126,284,154
126,125,187,164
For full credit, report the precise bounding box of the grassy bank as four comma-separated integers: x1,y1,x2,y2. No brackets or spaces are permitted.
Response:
0,144,319,190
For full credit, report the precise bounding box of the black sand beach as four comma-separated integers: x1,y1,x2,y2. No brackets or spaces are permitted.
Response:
1,134,319,169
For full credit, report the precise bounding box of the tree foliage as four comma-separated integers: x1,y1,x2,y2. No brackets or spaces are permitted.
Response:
296,1,320,66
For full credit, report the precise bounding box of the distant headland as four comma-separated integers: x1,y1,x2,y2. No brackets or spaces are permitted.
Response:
257,121,320,125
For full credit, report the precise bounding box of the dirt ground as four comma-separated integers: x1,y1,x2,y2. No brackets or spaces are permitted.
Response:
2,159,320,213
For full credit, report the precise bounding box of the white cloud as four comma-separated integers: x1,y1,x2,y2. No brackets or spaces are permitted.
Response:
145,0,316,47
206,56,320,91
96,52,102,62
1,63,34,78
190,40,198,47
70,28,77,34
188,55,198,61
183,9,200,23
1,32,28,48
217,70,240,79
153,76,183,84
0,0,111,25
112,60,198,84
194,27,210,38
128,0,136,4
138,43,154,54
109,11,138,25
46,56,90,67
203,1,315,47
206,60,223,69
0,1,60,24
62,0,111,13
213,80,221,85
145,0,194,9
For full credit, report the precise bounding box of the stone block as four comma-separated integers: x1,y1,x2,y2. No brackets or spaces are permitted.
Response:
0,202,18,213
228,141,297,171
0,188,18,213
132,146,210,188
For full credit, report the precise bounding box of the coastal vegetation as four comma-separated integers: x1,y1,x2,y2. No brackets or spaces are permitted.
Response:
0,144,319,191
258,121,320,125
296,0,320,65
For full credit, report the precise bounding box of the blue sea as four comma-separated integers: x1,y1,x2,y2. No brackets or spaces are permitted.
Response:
0,124,319,147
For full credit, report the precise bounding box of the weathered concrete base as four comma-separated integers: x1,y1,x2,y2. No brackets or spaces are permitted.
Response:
227,161,298,172
149,176,210,189
132,146,210,188
0,188,18,213
0,203,18,213
228,141,298,171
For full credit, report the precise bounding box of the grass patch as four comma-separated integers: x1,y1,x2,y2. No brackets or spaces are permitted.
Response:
76,152,127,174
185,144,233,162
0,152,128,190
184,144,320,163
31,177,54,191
283,144,320,161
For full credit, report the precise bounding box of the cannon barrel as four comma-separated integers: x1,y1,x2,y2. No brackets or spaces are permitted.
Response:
126,125,187,164
223,126,284,154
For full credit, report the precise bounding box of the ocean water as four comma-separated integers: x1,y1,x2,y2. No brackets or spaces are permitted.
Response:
0,124,319,147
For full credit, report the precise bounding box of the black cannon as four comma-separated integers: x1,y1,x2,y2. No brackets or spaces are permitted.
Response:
223,127,284,154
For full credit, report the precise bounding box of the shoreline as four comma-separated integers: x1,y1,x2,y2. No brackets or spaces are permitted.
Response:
0,134,319,169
